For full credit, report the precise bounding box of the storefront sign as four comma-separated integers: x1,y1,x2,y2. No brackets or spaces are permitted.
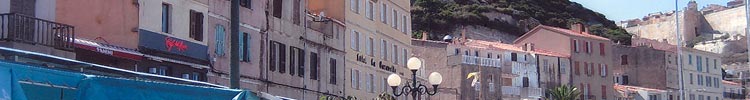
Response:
356,54,396,73
139,29,208,60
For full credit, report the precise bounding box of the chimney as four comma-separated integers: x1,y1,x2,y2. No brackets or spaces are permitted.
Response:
570,23,586,34
422,32,428,40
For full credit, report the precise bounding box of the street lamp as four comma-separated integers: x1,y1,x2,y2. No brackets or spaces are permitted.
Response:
387,57,442,100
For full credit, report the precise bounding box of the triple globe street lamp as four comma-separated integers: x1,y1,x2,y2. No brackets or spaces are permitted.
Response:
386,57,443,100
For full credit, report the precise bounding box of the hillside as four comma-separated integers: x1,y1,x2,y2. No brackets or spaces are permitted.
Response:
411,0,632,45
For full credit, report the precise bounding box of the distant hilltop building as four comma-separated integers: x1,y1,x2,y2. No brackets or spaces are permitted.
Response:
619,0,748,69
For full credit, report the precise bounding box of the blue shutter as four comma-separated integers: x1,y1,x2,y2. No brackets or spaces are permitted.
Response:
215,25,225,56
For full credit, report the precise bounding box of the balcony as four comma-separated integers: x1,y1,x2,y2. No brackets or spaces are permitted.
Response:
527,87,543,98
461,55,502,67
0,13,75,50
502,86,520,96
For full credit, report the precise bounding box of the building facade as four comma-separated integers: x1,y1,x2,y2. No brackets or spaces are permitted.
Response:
514,24,616,100
136,0,210,81
262,0,347,99
205,0,267,90
344,0,414,99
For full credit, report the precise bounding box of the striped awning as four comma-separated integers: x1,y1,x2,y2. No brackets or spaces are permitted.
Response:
74,38,144,61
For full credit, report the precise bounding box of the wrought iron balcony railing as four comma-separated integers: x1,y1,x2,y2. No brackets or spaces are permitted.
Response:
0,13,75,50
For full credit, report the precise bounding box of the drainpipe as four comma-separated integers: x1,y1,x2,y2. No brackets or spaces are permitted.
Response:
302,0,308,99
230,0,240,89
675,0,686,100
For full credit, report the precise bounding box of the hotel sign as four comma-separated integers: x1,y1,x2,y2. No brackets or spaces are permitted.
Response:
357,54,397,73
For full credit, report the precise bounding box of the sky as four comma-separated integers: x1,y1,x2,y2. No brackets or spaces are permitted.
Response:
569,0,734,22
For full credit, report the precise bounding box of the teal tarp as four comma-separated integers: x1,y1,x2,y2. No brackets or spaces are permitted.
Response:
0,61,259,100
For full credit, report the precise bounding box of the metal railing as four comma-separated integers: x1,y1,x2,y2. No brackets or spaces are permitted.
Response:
0,13,75,50
501,86,520,95
527,87,543,98
462,55,502,67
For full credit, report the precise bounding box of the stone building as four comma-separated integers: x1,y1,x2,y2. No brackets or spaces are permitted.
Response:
614,39,724,100
0,0,76,60
343,0,415,99
622,0,748,71
514,23,616,100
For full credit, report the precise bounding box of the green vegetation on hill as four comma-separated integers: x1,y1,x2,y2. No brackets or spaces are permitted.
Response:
411,0,632,45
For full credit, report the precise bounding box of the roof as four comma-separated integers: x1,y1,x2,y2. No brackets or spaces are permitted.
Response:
723,80,741,86
533,49,570,58
613,84,667,93
464,39,525,52
513,25,610,44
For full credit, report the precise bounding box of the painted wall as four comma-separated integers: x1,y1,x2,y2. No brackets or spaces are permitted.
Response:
138,0,208,45
56,0,139,48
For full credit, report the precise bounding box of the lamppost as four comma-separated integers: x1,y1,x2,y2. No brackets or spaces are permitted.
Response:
387,57,443,100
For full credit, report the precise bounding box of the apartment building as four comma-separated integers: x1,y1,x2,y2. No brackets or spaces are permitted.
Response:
345,0,413,99
536,49,572,98
723,81,745,100
135,0,210,81
204,0,267,90
514,23,616,100
263,0,347,99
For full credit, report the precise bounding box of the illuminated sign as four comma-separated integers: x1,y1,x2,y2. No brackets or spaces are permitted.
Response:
139,29,208,60
165,37,188,51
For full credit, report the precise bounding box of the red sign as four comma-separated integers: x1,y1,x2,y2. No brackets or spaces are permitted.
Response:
165,37,188,52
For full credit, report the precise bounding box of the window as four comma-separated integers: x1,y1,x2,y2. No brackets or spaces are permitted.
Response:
697,75,702,85
454,49,460,55
393,45,398,64
380,3,387,23
149,66,168,76
241,33,251,61
474,51,479,57
162,3,171,33
705,58,709,72
273,0,282,18
649,95,658,100
621,55,628,65
584,63,589,75
488,75,495,92
622,75,629,85
278,43,287,73
402,49,408,65
599,43,605,55
705,76,710,87
214,25,225,56
585,41,591,53
698,95,703,100
189,10,204,41
689,73,693,84
688,54,693,65
366,1,373,20
182,73,191,79
600,64,607,77
240,0,252,9
697,56,703,71
392,9,398,28
572,39,579,53
182,72,200,81
351,30,360,51
713,59,717,69
350,0,359,13
311,53,319,80
367,37,373,56
351,69,359,89
402,15,407,33
293,0,300,25
289,47,296,76
382,78,388,92
381,40,388,60
714,78,719,88
573,61,581,75
297,48,305,77
368,74,374,92
511,53,518,61
602,85,607,99
330,58,337,84
269,42,277,71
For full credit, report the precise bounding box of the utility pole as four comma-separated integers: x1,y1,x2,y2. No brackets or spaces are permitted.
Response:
744,0,749,99
675,0,686,100
230,0,240,89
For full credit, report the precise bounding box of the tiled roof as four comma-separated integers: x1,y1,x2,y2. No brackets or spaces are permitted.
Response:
723,80,741,86
613,84,667,93
539,25,611,41
533,49,570,58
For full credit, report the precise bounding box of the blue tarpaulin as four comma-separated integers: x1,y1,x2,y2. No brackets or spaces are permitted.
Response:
0,60,259,100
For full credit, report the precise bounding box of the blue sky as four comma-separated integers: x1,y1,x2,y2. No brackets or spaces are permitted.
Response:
569,0,733,22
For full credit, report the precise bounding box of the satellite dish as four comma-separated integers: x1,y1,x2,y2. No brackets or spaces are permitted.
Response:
443,35,453,42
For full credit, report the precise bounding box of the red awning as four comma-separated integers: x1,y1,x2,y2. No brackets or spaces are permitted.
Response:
74,38,144,61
